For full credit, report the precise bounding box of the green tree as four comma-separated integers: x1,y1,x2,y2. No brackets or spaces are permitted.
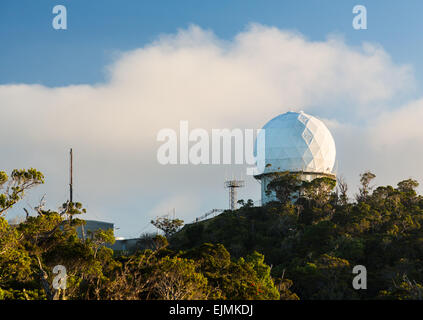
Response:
301,177,336,207
0,169,44,216
181,243,280,300
146,256,209,300
266,172,302,204
356,171,376,202
151,217,184,238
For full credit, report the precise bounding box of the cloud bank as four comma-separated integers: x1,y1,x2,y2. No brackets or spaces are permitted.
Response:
0,24,420,237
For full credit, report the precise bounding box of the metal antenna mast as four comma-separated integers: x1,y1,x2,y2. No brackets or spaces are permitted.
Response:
69,148,73,203
224,179,245,210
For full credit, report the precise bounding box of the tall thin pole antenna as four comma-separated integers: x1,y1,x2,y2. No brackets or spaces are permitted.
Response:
70,148,73,203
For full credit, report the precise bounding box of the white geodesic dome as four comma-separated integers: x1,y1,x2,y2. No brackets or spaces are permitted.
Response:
254,111,336,175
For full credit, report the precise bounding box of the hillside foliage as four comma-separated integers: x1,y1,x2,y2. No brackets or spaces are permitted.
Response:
171,171,423,299
1,168,423,300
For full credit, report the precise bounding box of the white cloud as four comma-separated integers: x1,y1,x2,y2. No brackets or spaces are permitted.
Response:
371,98,423,146
0,24,419,236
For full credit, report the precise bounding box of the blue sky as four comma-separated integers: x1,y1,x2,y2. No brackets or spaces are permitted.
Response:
1,0,423,87
2,1,423,238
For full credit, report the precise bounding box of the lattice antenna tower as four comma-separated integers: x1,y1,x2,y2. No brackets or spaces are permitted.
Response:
224,178,245,210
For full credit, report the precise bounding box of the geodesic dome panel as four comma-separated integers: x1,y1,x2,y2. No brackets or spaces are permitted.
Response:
254,111,336,175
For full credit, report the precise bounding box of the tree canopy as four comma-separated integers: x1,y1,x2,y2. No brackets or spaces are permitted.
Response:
2,168,423,300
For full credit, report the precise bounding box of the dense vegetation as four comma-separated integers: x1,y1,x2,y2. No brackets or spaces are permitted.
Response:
171,172,423,299
0,168,285,300
1,168,423,299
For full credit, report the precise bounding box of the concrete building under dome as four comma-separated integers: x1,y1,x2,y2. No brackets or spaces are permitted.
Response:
254,111,336,204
